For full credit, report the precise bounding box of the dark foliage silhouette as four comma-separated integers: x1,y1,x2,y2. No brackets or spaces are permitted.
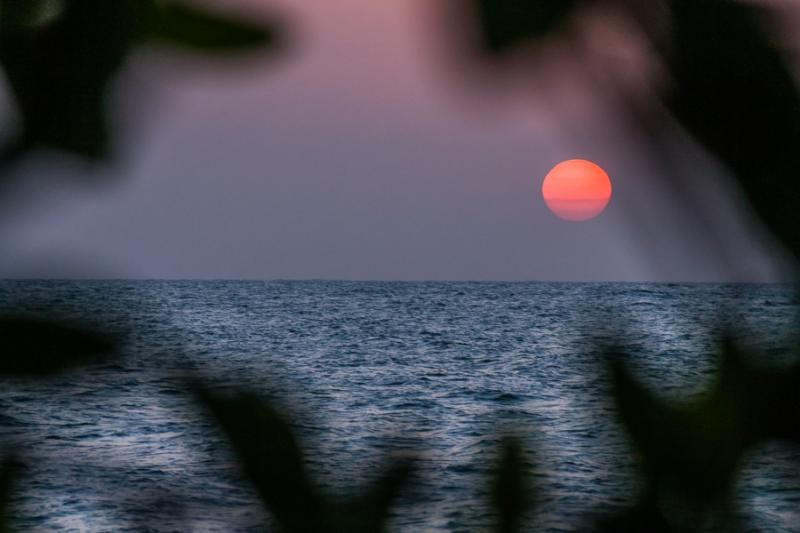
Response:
471,0,579,54
597,336,800,530
0,0,281,162
195,382,415,533
490,437,534,533
0,316,116,375
0,458,21,533
662,0,800,261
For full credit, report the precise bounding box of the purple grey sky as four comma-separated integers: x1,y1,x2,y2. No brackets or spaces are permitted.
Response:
0,0,792,281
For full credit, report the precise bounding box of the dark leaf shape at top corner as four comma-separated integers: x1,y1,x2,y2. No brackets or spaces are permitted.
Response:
0,0,282,162
0,317,116,376
141,1,281,53
0,0,137,159
194,385,323,533
665,0,800,258
470,0,582,55
0,0,64,29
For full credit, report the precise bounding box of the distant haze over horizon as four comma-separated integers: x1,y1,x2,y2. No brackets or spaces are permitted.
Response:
0,0,792,283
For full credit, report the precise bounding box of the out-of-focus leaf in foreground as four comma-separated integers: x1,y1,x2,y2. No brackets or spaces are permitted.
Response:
0,0,282,161
490,437,534,533
195,384,415,532
0,0,131,159
663,0,800,260
326,458,415,533
594,498,674,533
0,316,116,376
141,1,279,52
469,0,582,55
605,338,800,529
0,458,20,533
0,0,63,29
194,385,322,531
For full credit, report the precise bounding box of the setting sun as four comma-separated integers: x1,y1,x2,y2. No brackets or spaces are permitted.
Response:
542,159,612,221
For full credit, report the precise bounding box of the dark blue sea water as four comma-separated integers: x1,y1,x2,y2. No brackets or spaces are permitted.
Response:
0,281,798,531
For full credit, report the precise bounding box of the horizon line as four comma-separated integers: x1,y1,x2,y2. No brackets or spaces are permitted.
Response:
0,278,793,284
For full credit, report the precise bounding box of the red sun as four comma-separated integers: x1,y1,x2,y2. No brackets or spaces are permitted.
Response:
541,159,612,221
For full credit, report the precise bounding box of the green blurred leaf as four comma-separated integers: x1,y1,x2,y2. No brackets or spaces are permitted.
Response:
141,2,279,52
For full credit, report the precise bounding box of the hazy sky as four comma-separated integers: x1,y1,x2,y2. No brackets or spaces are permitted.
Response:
0,0,791,281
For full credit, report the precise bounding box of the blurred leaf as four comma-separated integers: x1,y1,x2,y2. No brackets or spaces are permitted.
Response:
0,316,115,376
606,336,800,529
0,0,63,29
610,348,746,513
490,437,533,533
141,2,279,53
663,0,800,258
593,499,676,533
718,338,800,444
328,458,415,533
0,0,283,161
193,384,323,532
195,383,415,532
0,0,134,158
470,0,581,54
0,459,20,533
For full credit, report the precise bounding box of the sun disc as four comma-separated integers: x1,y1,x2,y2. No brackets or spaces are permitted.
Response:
541,159,612,221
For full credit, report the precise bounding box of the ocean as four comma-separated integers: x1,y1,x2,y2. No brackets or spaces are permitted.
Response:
0,281,797,531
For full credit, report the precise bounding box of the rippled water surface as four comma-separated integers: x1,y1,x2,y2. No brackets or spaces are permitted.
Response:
0,281,798,531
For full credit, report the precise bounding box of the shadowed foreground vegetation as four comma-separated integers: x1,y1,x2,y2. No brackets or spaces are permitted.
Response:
1,0,800,530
